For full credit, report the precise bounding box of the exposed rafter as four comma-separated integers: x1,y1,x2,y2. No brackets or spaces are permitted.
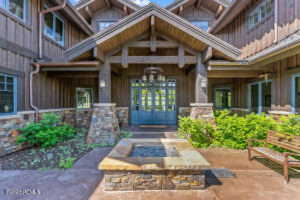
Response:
196,0,203,9
93,47,105,62
84,6,92,18
150,16,156,52
108,56,197,64
202,47,213,63
105,0,111,8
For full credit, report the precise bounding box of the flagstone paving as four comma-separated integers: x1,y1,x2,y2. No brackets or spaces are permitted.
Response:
0,131,300,200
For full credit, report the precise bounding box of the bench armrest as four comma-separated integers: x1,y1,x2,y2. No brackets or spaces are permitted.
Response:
284,152,300,157
248,139,267,147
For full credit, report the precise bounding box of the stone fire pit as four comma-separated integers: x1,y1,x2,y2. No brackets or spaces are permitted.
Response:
99,139,210,191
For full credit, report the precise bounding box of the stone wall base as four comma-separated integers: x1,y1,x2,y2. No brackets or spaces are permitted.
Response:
190,103,214,121
104,171,206,191
87,103,120,145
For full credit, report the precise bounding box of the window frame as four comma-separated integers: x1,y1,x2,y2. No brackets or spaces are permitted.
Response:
0,0,28,22
291,74,300,113
75,87,93,109
248,80,272,114
43,9,65,46
97,20,116,32
0,73,17,116
190,20,209,32
247,0,274,30
213,86,232,110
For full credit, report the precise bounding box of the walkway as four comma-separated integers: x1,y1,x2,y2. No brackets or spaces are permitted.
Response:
0,130,299,200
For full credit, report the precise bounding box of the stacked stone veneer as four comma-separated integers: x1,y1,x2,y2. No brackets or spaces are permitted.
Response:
87,103,120,145
190,103,214,120
104,171,205,191
116,107,129,127
0,108,93,157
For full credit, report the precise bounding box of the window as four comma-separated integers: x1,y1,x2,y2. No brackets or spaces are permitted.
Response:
76,88,93,109
0,0,27,21
191,21,209,31
98,21,115,31
0,73,17,115
247,0,273,30
44,11,64,45
248,80,272,113
214,88,232,109
291,75,300,112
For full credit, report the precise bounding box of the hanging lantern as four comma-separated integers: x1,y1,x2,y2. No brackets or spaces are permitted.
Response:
142,66,165,83
142,75,147,82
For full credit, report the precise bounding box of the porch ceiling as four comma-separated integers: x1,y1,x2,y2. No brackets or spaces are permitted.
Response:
64,4,241,62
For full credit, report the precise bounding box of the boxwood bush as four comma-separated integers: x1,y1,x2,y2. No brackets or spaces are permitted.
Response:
17,113,76,148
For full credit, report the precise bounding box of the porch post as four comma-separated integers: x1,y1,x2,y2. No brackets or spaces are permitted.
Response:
190,53,214,120
99,61,111,103
87,60,120,145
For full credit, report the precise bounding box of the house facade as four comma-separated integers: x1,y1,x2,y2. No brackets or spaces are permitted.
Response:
1,0,300,153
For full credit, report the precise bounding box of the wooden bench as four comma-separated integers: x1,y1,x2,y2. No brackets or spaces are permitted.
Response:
248,130,300,183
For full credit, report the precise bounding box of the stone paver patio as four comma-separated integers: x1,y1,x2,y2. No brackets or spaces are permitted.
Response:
0,131,299,200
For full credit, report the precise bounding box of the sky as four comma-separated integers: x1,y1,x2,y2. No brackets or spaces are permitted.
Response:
132,0,175,7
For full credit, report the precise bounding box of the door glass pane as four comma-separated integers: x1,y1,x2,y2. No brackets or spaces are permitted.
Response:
154,88,166,111
0,74,16,114
262,82,271,112
251,84,259,113
141,89,152,111
9,0,25,20
132,88,139,110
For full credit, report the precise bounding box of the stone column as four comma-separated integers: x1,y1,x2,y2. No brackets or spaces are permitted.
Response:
190,54,214,120
87,61,120,145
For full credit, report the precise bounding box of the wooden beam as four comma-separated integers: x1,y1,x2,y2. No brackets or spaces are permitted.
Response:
104,0,111,8
202,47,213,63
157,34,197,55
42,67,99,72
123,5,128,15
216,5,224,18
85,6,92,18
195,54,208,103
39,61,100,67
208,71,260,78
93,47,105,62
178,6,183,15
108,56,196,64
121,45,128,68
208,66,265,71
99,61,111,103
150,16,156,52
128,41,178,48
196,0,203,9
178,45,185,68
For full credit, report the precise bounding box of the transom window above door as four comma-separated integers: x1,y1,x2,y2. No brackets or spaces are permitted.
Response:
0,0,27,21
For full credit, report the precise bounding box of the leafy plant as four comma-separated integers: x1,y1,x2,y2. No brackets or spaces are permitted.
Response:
278,115,300,136
178,117,213,148
212,110,276,149
17,113,76,148
120,131,133,139
59,157,76,169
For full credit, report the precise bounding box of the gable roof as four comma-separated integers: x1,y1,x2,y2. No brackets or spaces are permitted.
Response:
64,3,241,61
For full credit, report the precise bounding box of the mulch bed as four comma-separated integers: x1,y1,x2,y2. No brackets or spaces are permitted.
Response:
0,129,109,170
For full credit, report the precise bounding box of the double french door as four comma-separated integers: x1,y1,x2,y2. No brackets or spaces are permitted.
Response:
131,79,177,125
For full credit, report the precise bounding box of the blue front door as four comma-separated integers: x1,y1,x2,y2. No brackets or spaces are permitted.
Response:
131,79,177,125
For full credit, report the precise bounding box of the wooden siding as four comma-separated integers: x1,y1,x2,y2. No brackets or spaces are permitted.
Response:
0,0,88,111
216,0,300,59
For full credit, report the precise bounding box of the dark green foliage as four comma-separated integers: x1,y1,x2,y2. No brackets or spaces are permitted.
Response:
178,117,214,148
17,113,76,148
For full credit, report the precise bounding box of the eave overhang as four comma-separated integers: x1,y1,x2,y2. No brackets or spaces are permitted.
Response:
64,4,241,62
52,0,93,35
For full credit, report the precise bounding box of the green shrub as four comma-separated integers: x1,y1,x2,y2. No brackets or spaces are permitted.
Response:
278,115,300,136
178,117,214,148
59,157,76,169
17,113,76,148
212,110,276,149
120,131,133,139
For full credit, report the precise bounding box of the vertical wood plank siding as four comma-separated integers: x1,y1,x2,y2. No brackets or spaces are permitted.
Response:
0,0,88,111
216,0,300,59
